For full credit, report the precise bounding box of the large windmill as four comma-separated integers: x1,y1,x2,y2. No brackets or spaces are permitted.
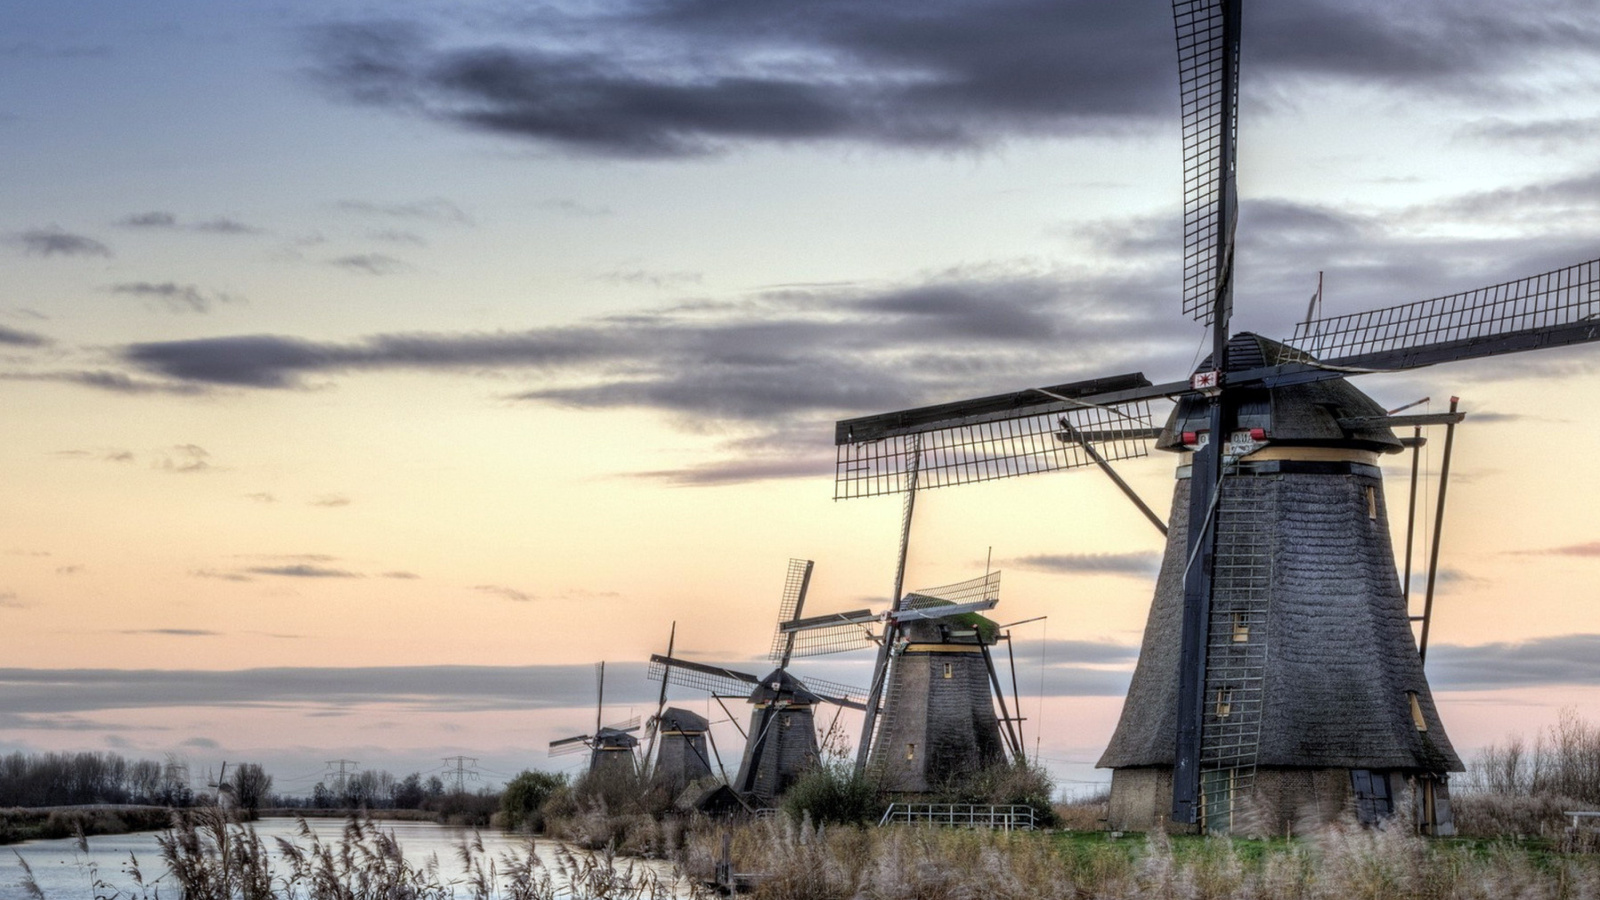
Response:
647,559,868,803
548,662,642,778
832,0,1599,835
779,569,1023,791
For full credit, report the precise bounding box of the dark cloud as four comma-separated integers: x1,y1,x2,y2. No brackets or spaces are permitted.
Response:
632,455,830,487
121,269,1185,414
1428,634,1600,691
330,253,406,275
110,281,236,314
120,628,222,637
310,494,352,507
473,584,534,602
0,325,51,347
597,268,703,290
0,592,24,609
382,571,420,579
246,564,360,578
181,737,221,749
0,664,660,714
303,2,1600,159
245,492,277,503
17,227,111,258
1011,552,1162,577
55,565,83,576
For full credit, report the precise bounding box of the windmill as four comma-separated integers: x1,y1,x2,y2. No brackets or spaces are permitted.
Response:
548,662,642,778
639,624,720,795
647,559,868,803
831,0,1600,835
779,568,1024,792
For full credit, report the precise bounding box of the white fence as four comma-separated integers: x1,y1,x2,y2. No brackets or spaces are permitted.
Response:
878,803,1037,830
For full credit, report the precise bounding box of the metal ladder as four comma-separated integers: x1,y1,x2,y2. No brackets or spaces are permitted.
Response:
1199,472,1273,832
868,656,905,770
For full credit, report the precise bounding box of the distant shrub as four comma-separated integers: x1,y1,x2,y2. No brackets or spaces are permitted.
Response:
501,770,568,832
780,763,885,827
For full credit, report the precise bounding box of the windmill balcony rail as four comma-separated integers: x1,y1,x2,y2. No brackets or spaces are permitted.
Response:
878,803,1038,831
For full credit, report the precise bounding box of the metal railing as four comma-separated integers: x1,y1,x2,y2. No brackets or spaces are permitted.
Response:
878,803,1038,831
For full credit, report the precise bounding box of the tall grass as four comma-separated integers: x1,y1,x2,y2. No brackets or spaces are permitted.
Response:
130,808,698,900
681,815,1600,900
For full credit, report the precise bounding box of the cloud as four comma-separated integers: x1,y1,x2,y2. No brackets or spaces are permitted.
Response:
245,492,277,503
55,565,84,576
1428,634,1600,691
1459,116,1600,153
0,325,51,347
0,370,206,396
382,571,420,579
310,494,352,507
303,2,1600,159
245,564,360,578
1011,551,1161,577
0,592,24,609
0,664,661,715
119,211,179,229
117,212,261,234
181,737,221,749
110,281,237,314
597,268,704,290
191,569,254,582
17,227,112,258
334,198,472,225
120,628,223,637
1514,542,1600,558
473,584,534,602
330,253,406,275
156,444,213,474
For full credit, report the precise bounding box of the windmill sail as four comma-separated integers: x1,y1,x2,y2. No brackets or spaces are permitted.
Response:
1288,257,1600,371
1174,0,1242,325
646,654,759,698
834,374,1159,499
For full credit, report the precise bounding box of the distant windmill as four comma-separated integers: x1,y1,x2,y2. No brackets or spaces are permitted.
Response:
829,0,1600,835
640,623,720,795
779,569,1022,791
648,559,867,803
548,662,642,777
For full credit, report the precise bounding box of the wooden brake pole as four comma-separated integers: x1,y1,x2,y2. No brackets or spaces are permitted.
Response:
1418,398,1459,666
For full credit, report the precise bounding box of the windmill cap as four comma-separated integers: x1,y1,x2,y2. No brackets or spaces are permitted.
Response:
1158,332,1404,453
658,707,709,732
750,668,822,705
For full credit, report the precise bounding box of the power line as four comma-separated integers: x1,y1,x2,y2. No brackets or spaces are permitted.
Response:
441,756,480,794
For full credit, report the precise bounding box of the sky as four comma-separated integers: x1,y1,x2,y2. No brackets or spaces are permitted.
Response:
3,0,1600,797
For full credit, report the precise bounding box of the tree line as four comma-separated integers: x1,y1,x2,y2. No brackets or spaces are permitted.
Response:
0,751,196,808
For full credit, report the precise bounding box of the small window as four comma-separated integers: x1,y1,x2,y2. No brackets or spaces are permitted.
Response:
942,662,954,679
1215,688,1233,718
906,743,916,760
1231,612,1249,643
1366,485,1378,520
1408,692,1427,731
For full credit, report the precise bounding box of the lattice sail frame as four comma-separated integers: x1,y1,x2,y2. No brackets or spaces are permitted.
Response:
900,570,1001,612
1174,0,1240,325
835,400,1155,499
788,617,876,659
768,558,813,661
646,656,757,698
1290,257,1600,365
793,674,869,709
